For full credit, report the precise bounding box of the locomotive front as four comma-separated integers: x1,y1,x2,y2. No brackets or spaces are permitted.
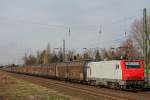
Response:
120,60,144,89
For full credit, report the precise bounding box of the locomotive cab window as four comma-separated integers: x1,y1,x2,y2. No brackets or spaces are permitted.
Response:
125,62,140,68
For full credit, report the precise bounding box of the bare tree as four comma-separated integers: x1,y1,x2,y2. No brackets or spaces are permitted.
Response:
117,38,140,59
58,49,63,62
131,16,150,64
101,48,109,60
22,53,28,65
23,54,36,65
67,49,76,61
76,53,83,61
95,49,101,61
51,54,59,62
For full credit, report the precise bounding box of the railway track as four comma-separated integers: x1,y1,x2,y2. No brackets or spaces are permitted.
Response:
39,80,125,100
4,71,150,100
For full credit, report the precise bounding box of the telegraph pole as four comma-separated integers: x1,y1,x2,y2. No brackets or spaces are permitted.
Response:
63,40,65,62
98,25,102,54
69,27,71,61
143,8,149,86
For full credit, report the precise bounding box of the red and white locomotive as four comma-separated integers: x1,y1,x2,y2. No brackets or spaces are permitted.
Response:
86,60,144,89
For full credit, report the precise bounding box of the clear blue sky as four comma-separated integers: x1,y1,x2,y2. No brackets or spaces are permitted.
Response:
0,0,149,64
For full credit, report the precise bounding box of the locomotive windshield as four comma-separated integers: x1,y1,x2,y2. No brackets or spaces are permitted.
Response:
125,62,140,68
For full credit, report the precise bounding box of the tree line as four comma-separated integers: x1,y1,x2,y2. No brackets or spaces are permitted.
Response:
22,38,142,65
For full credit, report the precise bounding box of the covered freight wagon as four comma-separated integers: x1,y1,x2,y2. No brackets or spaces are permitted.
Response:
56,63,68,79
67,61,85,81
47,63,57,78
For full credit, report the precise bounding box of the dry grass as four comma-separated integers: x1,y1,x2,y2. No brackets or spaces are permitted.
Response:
0,71,69,100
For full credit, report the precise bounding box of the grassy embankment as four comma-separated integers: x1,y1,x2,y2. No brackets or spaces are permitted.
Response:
0,71,69,100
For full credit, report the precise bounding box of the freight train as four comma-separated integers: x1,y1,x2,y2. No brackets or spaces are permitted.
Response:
4,60,144,90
